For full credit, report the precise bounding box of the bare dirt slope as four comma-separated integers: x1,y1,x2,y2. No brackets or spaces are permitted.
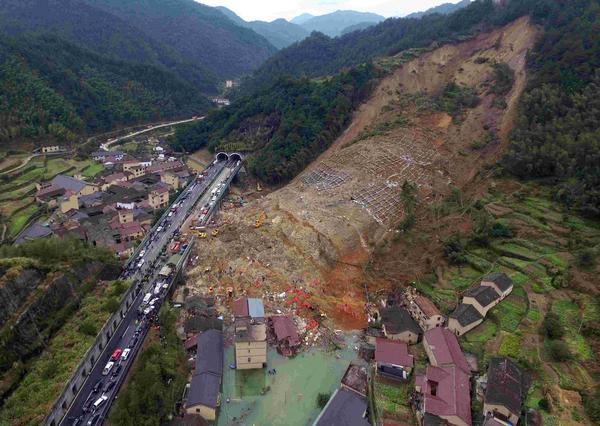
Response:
187,17,538,328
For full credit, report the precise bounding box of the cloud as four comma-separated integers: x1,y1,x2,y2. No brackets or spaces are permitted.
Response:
198,0,465,22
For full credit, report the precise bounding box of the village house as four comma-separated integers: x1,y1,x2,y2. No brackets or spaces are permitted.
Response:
405,289,446,330
148,183,170,209
59,191,80,213
41,145,61,153
185,330,223,421
423,327,471,373
380,305,423,344
483,357,523,425
481,273,514,299
374,337,414,380
36,174,98,209
269,316,300,356
415,365,472,426
462,286,502,317
233,298,267,370
448,303,484,336
449,273,513,336
160,169,190,190
340,363,368,397
313,389,370,426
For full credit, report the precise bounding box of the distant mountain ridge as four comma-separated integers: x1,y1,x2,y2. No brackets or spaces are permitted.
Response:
405,0,472,19
298,10,385,37
217,6,309,49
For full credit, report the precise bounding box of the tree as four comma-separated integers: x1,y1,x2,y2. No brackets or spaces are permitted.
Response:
548,340,571,362
317,392,331,408
541,312,565,339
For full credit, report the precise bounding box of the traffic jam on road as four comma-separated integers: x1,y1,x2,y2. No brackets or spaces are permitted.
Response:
65,158,238,426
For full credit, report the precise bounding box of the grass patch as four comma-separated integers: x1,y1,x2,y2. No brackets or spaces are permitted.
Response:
80,162,104,178
374,379,412,419
498,332,522,359
7,204,40,238
495,290,527,332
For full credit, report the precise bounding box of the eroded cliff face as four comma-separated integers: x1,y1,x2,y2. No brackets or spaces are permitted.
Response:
0,259,120,390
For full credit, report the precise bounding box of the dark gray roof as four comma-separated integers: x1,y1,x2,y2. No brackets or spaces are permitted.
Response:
314,388,370,426
483,272,513,292
78,191,104,207
15,223,53,244
485,357,523,416
380,306,423,335
51,174,88,193
465,285,500,307
423,413,446,426
186,372,221,409
450,303,483,327
195,329,223,376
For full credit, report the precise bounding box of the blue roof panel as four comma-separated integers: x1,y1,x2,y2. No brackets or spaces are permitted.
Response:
247,298,265,318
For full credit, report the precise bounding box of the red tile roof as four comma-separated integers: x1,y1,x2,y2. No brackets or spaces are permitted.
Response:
415,295,442,317
424,327,470,373
233,298,248,317
272,316,300,346
375,338,414,368
416,365,471,426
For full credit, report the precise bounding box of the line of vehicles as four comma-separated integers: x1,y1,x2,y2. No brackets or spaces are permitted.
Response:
64,158,237,426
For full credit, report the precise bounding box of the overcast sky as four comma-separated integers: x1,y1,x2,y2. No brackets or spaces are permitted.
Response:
199,0,466,22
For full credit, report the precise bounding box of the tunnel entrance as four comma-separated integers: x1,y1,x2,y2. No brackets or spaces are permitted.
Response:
230,153,242,162
216,152,229,161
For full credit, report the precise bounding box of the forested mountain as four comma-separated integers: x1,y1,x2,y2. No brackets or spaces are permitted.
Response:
503,0,600,218
405,0,472,19
239,0,542,95
298,10,385,37
83,0,277,78
217,7,309,49
0,34,210,144
175,64,379,184
0,0,216,92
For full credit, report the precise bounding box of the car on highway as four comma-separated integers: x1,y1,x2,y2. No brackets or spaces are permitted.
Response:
202,208,209,214
87,412,102,426
72,415,84,426
142,293,152,305
92,395,108,411
103,379,116,393
130,335,138,347
121,348,131,361
82,398,94,413
137,259,145,268
138,250,145,259
111,364,122,377
92,380,102,394
111,348,122,361
102,361,114,376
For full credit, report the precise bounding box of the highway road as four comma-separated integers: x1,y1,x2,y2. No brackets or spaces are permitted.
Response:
100,117,204,151
61,158,239,426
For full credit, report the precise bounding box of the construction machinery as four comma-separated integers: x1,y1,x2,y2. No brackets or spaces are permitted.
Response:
256,182,262,192
255,211,266,228
211,229,219,237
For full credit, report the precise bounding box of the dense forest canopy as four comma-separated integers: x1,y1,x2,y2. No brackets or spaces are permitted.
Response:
504,0,600,218
0,34,210,144
175,64,379,184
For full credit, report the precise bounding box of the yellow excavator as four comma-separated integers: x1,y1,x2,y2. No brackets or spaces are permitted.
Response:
211,229,219,237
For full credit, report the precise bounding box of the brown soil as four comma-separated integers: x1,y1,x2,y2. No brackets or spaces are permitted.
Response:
187,17,539,330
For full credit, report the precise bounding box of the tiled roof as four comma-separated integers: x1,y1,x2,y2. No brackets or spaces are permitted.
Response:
341,364,368,397
186,372,221,409
51,174,88,193
195,329,223,376
485,357,523,416
314,388,370,426
424,327,470,373
375,338,414,368
482,272,513,292
417,365,471,426
414,295,442,317
272,316,300,346
380,306,423,335
450,303,484,327
465,286,501,308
